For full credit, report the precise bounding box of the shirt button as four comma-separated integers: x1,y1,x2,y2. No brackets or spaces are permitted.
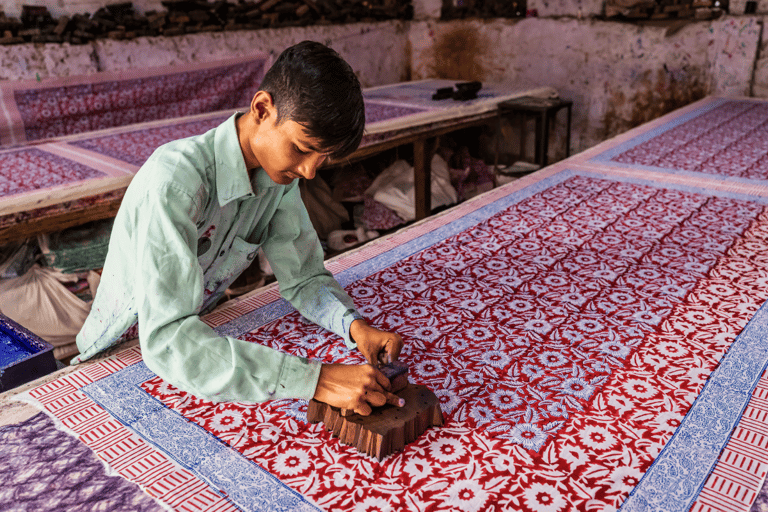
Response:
247,252,256,261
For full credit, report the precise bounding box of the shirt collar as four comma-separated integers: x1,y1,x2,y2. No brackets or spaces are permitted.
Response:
214,113,257,207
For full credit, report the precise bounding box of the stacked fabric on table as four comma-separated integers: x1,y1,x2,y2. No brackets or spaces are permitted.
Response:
10,96,768,511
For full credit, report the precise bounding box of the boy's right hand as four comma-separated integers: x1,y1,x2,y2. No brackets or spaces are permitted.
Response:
313,363,405,416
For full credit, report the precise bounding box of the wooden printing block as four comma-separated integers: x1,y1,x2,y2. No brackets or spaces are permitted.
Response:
307,383,444,460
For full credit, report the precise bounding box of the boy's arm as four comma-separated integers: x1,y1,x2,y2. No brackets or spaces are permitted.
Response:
261,182,363,347
133,182,321,403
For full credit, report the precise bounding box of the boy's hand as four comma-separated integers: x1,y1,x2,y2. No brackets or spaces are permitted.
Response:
349,319,403,367
314,363,405,416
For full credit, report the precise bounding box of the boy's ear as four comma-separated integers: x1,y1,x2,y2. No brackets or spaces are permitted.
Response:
250,91,275,123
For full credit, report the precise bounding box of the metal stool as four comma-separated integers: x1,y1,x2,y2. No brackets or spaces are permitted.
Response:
498,96,573,168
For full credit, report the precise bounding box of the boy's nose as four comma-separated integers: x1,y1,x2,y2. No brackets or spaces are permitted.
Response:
298,154,326,180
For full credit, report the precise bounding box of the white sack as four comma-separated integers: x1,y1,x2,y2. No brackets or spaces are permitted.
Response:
0,265,90,360
366,154,458,221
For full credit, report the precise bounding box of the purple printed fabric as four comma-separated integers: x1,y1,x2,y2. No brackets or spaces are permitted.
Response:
364,102,429,125
12,59,265,143
0,412,163,512
610,100,768,178
0,148,105,197
70,116,229,166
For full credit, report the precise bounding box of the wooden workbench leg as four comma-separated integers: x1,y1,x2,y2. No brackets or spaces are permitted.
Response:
413,137,433,221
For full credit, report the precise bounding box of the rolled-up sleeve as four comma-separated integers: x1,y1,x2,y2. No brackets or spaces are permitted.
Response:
262,182,362,349
134,182,322,403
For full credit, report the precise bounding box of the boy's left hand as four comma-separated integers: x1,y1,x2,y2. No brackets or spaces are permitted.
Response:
350,319,403,367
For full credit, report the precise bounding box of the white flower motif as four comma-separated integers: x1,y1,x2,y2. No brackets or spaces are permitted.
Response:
524,319,553,335
466,326,492,341
607,465,643,494
460,299,487,313
575,318,603,333
559,377,595,400
415,360,444,378
352,496,392,512
491,389,521,410
657,341,685,358
429,437,466,463
578,425,617,450
208,409,244,433
435,389,462,414
522,364,545,380
654,411,684,433
593,269,617,281
491,452,516,472
686,367,710,384
510,423,548,451
481,351,512,369
622,378,657,399
273,448,310,477
682,309,713,325
469,405,494,426
522,482,566,512
631,309,662,325
443,480,489,512
598,341,630,359
405,305,429,318
509,299,534,312
538,351,568,367
448,336,470,352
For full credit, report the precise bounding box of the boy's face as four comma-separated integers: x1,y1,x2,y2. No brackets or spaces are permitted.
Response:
238,91,328,185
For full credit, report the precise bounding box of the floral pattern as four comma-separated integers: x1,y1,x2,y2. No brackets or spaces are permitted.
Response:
14,59,265,143
608,100,768,178
142,174,768,511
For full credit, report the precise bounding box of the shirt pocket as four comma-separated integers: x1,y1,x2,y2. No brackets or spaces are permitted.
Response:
202,236,260,303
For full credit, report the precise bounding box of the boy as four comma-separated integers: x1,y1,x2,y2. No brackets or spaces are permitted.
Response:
73,41,404,416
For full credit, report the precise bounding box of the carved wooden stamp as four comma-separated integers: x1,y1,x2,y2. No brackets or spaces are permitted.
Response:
308,363,444,460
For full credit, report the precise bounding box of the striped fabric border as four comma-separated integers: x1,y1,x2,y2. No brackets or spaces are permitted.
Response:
20,347,239,512
692,370,768,511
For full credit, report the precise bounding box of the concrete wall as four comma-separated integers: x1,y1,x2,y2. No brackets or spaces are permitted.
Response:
0,20,410,88
410,16,762,152
0,0,765,155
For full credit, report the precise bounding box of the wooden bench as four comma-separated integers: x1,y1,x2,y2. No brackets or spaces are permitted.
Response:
0,76,556,244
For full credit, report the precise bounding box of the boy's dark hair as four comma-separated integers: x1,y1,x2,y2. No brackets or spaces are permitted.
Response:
259,40,365,160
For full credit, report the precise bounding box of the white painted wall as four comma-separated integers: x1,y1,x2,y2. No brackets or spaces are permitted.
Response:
0,21,410,89
0,1,764,155
409,16,762,152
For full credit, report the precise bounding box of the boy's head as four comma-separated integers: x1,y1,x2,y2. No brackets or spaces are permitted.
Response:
258,40,365,161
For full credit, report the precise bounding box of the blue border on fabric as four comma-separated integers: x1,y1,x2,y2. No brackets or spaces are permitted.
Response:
156,165,768,509
81,362,320,512
590,98,727,164
215,167,768,340
214,169,572,339
620,300,768,512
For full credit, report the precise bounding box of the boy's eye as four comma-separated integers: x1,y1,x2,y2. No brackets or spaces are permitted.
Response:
293,144,309,155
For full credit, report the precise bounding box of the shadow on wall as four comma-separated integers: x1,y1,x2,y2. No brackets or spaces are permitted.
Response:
602,65,707,140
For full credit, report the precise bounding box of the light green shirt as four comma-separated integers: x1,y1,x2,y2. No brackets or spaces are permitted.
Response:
73,113,362,403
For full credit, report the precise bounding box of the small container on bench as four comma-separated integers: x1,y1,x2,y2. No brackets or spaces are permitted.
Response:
0,314,57,392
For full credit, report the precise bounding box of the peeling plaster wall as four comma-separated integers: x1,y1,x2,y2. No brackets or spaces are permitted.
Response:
410,16,761,152
0,6,764,155
0,21,410,88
